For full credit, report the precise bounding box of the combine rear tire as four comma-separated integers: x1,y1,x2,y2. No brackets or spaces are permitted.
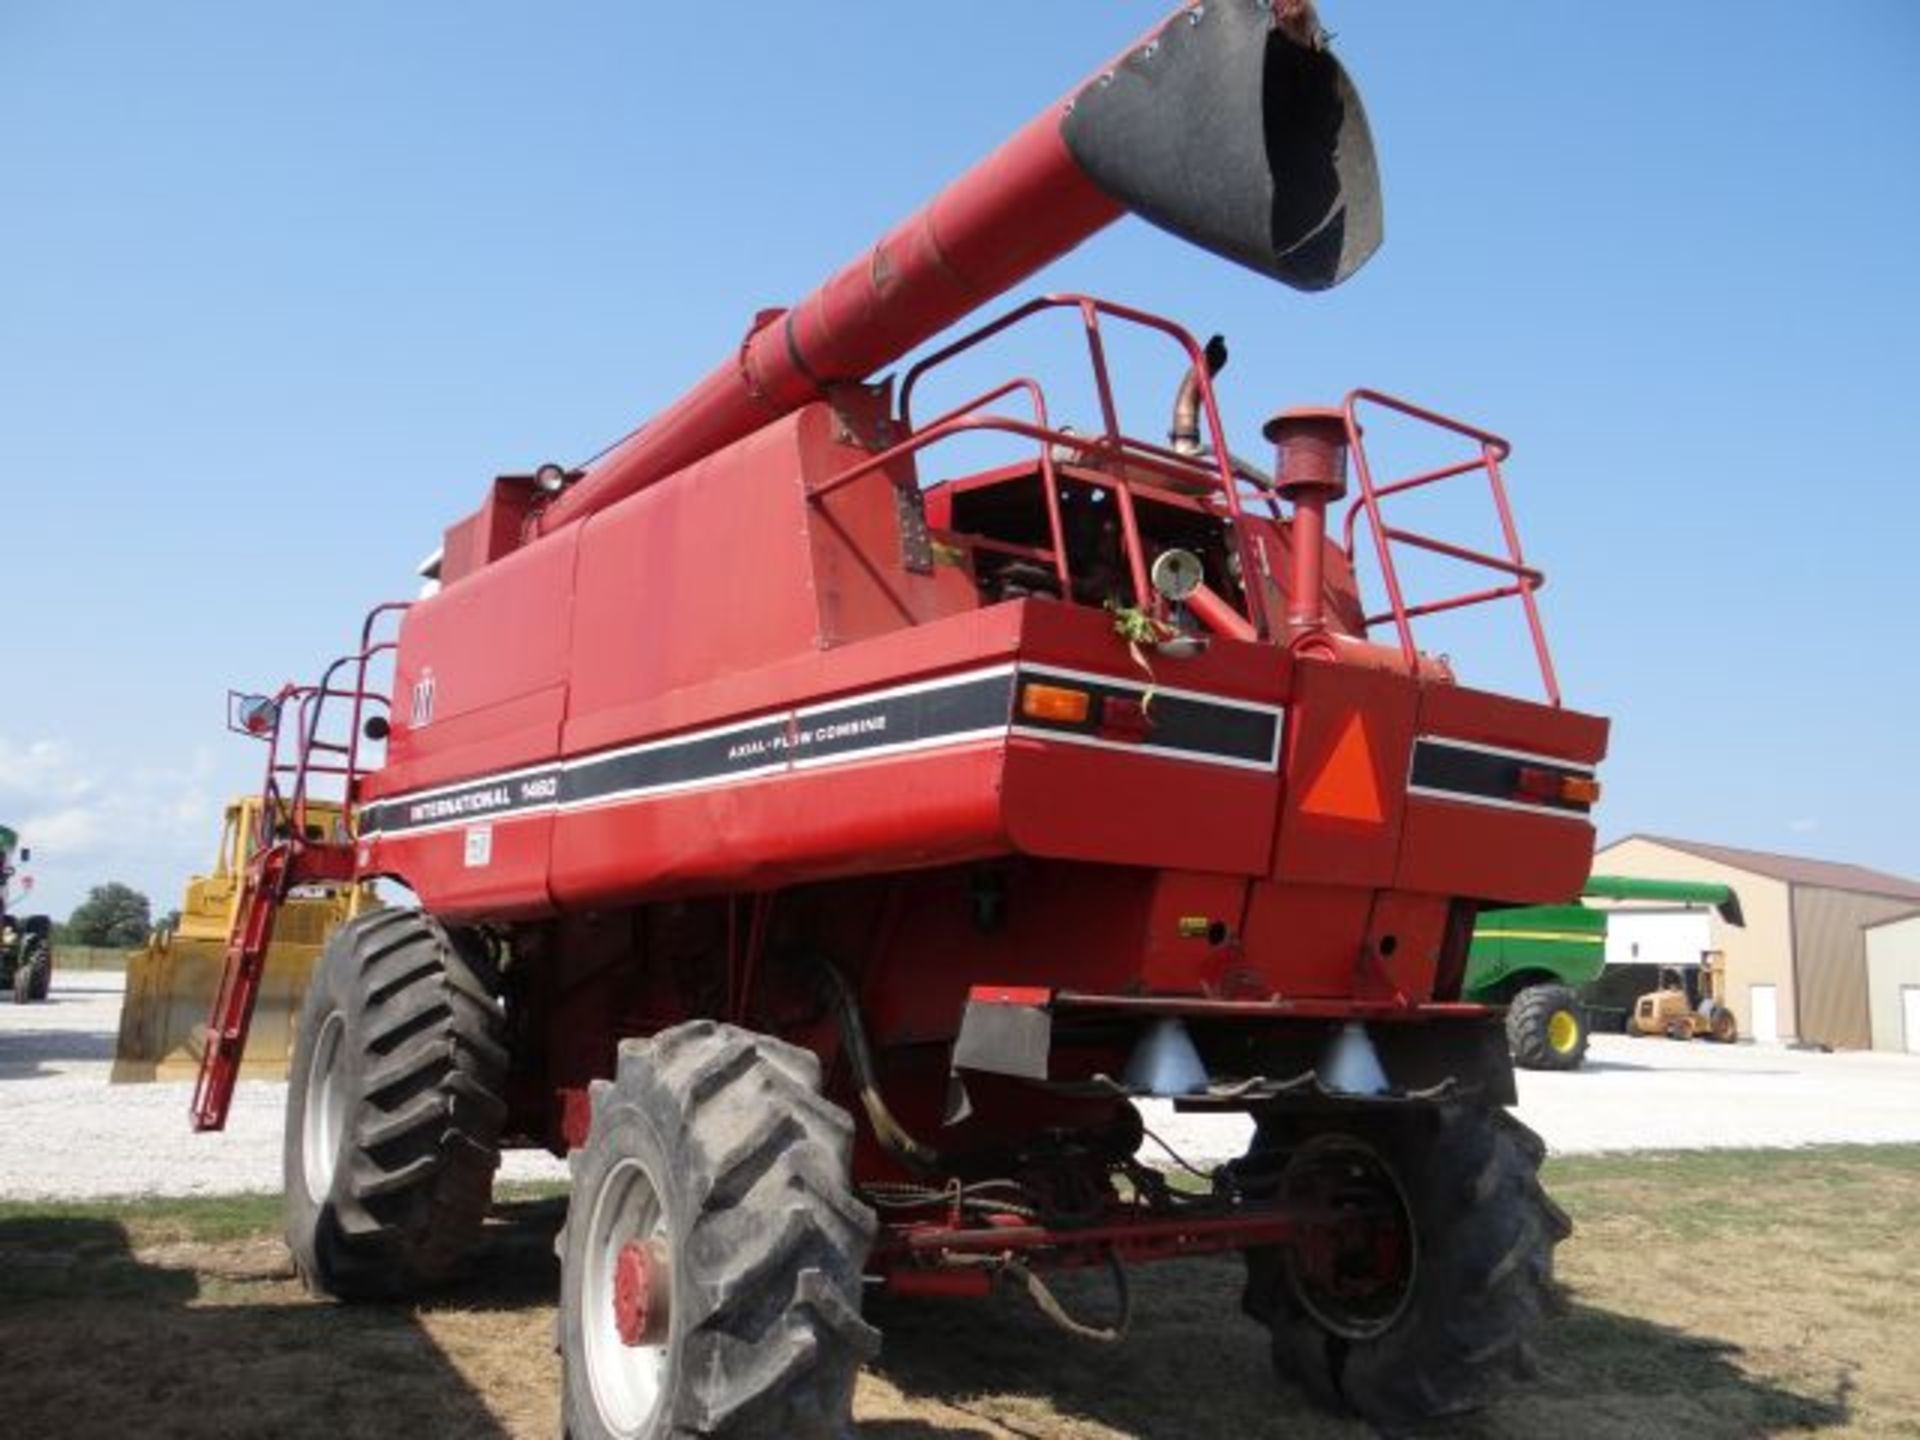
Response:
1506,984,1589,1070
10,954,30,1005
559,1021,878,1440
1242,1105,1568,1429
283,908,508,1299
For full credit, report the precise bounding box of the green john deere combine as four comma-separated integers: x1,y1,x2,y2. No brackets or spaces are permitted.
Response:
1467,875,1744,1070
0,824,53,1003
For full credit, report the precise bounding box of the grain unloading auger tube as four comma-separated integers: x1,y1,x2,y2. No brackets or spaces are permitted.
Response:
527,0,1381,539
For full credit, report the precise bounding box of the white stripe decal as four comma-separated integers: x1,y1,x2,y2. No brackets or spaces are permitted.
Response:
1406,784,1595,821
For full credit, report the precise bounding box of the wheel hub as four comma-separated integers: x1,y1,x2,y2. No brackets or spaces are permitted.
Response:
584,1156,673,1434
613,1239,671,1348
1547,1009,1579,1053
1283,1135,1417,1340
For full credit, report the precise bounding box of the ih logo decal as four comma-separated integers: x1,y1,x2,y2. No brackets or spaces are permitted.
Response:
410,668,436,728
1299,713,1384,823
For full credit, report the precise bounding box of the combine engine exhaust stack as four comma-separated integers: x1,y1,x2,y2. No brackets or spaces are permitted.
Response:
537,0,1380,534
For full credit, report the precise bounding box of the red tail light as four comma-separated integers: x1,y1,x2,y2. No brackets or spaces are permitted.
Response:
1514,765,1601,808
1098,695,1154,743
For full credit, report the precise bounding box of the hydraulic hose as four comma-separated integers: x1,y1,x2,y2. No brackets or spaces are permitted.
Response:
816,956,945,1174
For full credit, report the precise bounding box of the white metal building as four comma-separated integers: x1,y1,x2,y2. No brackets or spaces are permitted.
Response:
1865,911,1920,1055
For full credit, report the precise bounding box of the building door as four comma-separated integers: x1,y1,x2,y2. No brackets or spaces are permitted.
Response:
1903,987,1920,1055
1749,984,1779,1044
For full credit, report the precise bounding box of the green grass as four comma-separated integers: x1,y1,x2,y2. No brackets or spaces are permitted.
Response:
7,1145,1915,1243
0,1182,569,1251
1544,1141,1920,1184
3,1148,1918,1437
0,1191,281,1247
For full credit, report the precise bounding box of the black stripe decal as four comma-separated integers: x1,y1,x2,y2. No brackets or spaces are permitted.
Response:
1409,739,1594,815
1015,669,1279,767
360,768,561,835
360,665,1279,838
561,672,1016,807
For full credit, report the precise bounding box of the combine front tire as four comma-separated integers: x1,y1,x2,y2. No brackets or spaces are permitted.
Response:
1243,1105,1568,1429
1507,984,1589,1070
559,1021,878,1440
283,908,508,1299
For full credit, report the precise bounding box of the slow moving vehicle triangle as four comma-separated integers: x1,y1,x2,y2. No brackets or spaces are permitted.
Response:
1300,712,1384,823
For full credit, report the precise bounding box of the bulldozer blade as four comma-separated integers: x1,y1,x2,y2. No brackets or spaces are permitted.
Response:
111,932,323,1084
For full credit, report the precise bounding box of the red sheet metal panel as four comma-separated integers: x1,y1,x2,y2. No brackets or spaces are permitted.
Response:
1395,681,1607,905
1271,660,1417,889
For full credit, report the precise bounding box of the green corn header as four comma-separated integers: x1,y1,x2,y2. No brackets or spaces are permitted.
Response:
1466,874,1742,1070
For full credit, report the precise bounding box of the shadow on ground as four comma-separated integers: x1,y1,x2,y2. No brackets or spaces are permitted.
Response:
0,1205,1859,1440
0,1026,118,1077
0,1213,514,1439
865,1257,1851,1440
1575,1057,1800,1078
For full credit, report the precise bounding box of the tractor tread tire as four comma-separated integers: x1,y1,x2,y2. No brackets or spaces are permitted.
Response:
560,1020,878,1440
284,908,507,1300
1507,984,1589,1071
1243,1105,1567,1429
23,936,52,1002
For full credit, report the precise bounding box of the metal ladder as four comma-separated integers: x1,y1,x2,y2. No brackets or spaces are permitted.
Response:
190,603,407,1132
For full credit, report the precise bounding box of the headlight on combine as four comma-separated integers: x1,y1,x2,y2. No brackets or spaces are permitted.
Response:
1149,548,1204,602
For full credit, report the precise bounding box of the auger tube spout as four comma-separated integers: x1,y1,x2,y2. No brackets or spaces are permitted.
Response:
535,0,1381,535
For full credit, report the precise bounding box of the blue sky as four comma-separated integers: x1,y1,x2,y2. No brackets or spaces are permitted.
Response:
3,2,1916,918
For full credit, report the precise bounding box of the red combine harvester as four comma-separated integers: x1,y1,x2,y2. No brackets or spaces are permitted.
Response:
196,5,1605,1434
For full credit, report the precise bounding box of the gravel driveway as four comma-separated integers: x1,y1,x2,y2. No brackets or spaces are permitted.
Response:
6,973,1920,1199
0,972,566,1201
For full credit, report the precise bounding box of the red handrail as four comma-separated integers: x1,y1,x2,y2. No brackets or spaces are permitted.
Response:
885,293,1270,635
1340,389,1561,706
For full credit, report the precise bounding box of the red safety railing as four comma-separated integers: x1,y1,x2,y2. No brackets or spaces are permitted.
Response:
233,602,408,856
1340,390,1561,706
813,304,1561,697
192,601,408,1132
815,293,1276,638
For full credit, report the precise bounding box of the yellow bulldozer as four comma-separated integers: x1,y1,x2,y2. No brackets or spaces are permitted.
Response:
112,796,369,1083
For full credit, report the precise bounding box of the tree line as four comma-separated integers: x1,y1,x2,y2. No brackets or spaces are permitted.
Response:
48,882,177,948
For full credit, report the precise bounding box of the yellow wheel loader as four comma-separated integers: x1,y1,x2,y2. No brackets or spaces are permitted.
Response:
1628,950,1739,1044
112,796,370,1083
